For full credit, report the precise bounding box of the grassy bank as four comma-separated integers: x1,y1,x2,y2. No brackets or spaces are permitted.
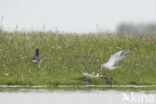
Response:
0,32,155,85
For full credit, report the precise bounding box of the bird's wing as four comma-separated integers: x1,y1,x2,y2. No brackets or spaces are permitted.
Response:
104,50,130,67
81,72,96,78
86,74,97,78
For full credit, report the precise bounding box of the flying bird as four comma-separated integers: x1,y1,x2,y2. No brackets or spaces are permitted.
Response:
100,50,130,70
32,48,42,68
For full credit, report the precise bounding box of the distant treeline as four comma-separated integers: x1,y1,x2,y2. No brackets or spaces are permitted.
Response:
116,23,156,34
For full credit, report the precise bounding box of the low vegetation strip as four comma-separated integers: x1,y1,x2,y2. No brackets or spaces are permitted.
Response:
0,32,155,85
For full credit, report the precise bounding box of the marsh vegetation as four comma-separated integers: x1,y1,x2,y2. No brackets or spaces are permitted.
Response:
0,31,155,85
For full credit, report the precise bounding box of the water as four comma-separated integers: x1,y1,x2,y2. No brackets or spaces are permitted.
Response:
0,89,156,104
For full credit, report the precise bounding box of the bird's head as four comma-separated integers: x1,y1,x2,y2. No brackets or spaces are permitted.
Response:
36,48,39,52
36,48,39,56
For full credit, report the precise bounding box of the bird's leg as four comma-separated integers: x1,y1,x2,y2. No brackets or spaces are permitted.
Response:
38,64,40,68
38,61,41,68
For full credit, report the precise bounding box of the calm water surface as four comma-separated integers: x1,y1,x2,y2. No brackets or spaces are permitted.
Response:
0,89,156,104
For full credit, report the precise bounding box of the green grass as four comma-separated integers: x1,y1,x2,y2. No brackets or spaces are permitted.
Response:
0,31,156,85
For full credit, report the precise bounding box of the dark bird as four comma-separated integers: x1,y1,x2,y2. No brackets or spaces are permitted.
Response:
32,48,42,67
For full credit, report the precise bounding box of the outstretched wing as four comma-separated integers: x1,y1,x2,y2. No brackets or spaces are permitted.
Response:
104,50,130,67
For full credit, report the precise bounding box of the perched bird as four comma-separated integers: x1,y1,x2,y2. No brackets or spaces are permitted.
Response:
32,48,42,68
100,50,130,70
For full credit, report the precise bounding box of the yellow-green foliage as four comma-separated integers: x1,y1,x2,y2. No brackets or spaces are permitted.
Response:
0,32,155,85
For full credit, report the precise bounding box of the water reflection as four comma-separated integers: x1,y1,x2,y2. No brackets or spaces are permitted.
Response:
0,89,156,104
